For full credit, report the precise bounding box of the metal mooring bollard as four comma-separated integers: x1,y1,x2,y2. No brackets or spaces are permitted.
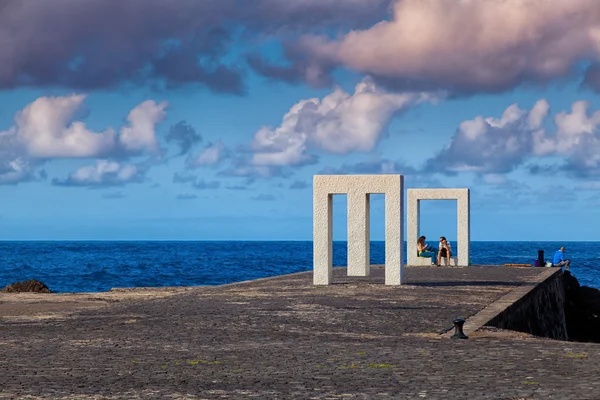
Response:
451,317,468,339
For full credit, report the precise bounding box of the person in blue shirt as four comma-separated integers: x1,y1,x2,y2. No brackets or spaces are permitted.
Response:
553,247,570,270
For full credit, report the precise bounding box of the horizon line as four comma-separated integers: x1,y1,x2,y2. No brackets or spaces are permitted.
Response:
0,239,592,243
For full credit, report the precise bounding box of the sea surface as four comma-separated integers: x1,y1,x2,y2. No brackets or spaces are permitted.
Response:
0,241,597,293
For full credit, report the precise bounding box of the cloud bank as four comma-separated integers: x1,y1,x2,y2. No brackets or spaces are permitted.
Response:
264,0,600,94
6,0,600,96
0,0,390,93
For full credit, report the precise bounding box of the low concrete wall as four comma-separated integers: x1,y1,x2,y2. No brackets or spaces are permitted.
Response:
485,268,567,340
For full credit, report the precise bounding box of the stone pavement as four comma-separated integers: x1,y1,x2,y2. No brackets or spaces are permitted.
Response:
1,266,599,399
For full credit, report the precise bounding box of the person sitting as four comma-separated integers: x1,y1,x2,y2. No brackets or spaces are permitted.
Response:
437,236,452,266
417,235,437,265
552,246,570,271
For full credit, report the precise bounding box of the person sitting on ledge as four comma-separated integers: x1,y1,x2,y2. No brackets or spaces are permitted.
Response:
553,246,571,271
438,236,452,266
417,235,437,265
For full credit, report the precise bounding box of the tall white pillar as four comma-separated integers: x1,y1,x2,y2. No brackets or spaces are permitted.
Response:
313,191,333,285
347,191,370,276
406,197,420,266
457,190,470,266
385,176,403,285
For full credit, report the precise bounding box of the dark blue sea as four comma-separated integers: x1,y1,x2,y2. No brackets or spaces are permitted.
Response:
0,241,597,293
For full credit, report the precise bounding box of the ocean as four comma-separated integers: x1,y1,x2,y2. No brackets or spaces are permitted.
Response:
0,241,597,293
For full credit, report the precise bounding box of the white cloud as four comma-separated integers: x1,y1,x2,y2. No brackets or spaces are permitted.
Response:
52,160,145,187
16,94,115,158
0,128,35,185
551,101,600,150
426,100,548,173
0,157,36,185
528,99,551,130
188,140,228,167
0,95,169,185
249,77,437,167
536,101,600,175
427,98,600,177
119,100,168,154
295,0,600,93
13,95,167,160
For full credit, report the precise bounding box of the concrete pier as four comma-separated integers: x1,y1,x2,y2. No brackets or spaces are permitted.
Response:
1,266,600,399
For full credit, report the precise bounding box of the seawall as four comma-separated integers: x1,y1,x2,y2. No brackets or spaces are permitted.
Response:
483,267,568,340
480,268,600,343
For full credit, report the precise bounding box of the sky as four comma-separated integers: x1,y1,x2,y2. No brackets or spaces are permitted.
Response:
1,0,600,241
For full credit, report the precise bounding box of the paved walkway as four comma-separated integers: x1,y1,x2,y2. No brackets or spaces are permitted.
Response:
1,266,599,399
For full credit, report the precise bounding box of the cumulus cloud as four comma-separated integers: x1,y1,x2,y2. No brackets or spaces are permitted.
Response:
119,100,167,154
52,160,145,187
268,0,600,94
0,129,36,185
426,98,600,177
541,101,600,177
0,156,37,185
425,100,550,174
0,0,390,93
0,94,169,185
248,78,437,171
166,121,202,156
188,140,229,168
16,94,116,158
214,80,426,181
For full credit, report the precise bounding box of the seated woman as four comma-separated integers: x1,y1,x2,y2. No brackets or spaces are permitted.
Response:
437,236,452,266
417,235,436,265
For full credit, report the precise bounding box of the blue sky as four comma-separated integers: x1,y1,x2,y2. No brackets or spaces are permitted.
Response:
1,0,600,241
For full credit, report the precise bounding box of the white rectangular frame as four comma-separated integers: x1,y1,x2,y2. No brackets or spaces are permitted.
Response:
313,174,404,285
406,188,470,267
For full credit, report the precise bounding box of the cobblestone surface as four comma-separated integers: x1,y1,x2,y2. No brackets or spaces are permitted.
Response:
1,266,599,399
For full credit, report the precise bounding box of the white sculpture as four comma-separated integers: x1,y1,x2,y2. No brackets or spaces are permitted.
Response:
313,174,404,286
406,188,470,267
